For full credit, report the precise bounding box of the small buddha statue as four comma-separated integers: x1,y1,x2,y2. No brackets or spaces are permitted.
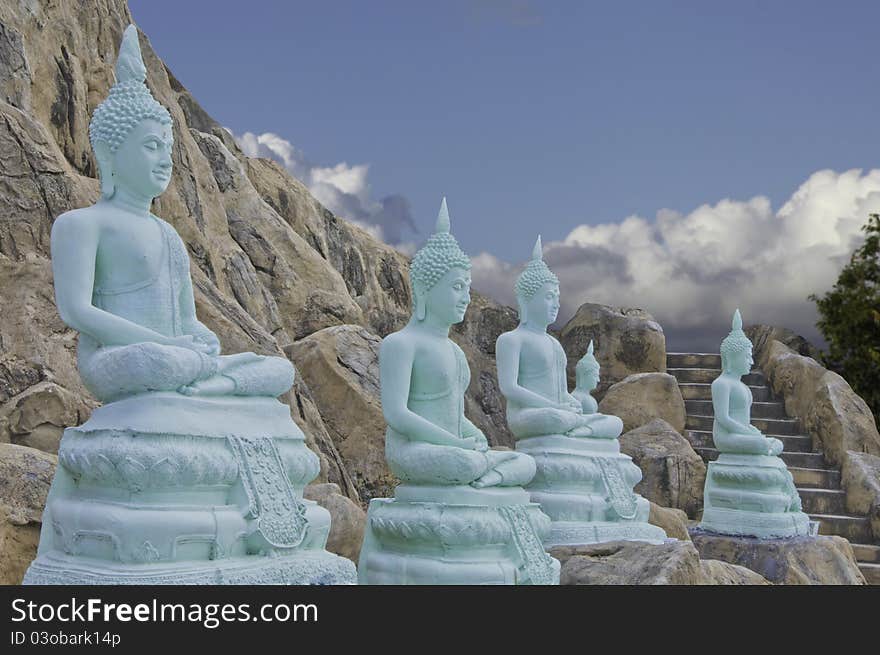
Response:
496,237,665,547
359,200,559,585
712,310,784,456
572,340,600,414
24,26,356,584
697,309,808,539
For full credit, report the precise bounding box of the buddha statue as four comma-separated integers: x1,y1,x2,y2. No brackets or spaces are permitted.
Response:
572,341,600,414
24,26,356,584
358,200,559,584
496,237,666,546
697,310,809,538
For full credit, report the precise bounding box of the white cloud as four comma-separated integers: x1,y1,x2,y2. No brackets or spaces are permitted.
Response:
234,131,417,245
471,169,880,350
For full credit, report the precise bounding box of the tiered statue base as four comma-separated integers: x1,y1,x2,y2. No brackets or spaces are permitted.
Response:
516,435,666,547
358,484,560,585
23,392,356,585
697,453,810,539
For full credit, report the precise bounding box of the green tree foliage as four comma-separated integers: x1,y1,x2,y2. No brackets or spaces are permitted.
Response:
810,213,880,424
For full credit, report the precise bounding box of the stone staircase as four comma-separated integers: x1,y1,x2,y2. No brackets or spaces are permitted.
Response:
668,352,880,585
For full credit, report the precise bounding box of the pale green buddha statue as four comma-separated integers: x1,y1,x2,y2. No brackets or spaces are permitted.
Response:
697,310,809,539
496,238,665,547
24,26,356,584
358,200,559,584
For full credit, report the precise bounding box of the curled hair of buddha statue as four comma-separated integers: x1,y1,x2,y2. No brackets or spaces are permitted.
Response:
515,235,559,323
720,308,752,370
409,197,471,321
576,340,600,375
89,24,172,198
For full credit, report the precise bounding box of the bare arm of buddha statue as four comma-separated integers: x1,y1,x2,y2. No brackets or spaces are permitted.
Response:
496,333,576,412
380,334,478,450
51,211,209,355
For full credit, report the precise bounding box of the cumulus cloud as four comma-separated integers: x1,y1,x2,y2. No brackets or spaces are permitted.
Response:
472,169,880,351
234,131,417,246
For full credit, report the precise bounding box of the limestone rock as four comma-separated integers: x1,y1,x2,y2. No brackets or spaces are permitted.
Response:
620,419,706,517
289,325,393,502
699,559,770,585
551,540,703,584
758,340,880,467
841,451,880,541
648,501,691,541
599,372,686,433
690,530,867,585
559,303,666,398
304,482,366,563
0,381,84,453
0,442,56,584
746,324,821,362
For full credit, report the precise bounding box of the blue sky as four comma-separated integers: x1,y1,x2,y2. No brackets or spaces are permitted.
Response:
130,0,880,348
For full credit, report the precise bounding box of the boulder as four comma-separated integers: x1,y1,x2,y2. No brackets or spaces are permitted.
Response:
620,419,706,517
745,324,821,362
648,501,691,541
550,540,768,585
304,482,366,563
289,325,393,502
0,381,85,453
559,303,666,398
0,442,57,584
759,340,880,467
598,373,686,433
699,559,770,585
841,451,880,541
690,530,866,585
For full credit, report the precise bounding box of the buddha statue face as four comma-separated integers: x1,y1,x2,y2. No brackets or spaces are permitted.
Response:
723,346,753,377
96,118,173,201
521,281,560,327
577,363,600,391
418,265,471,326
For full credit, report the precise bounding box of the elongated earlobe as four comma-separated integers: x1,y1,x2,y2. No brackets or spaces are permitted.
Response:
517,300,528,325
95,144,116,199
415,295,426,321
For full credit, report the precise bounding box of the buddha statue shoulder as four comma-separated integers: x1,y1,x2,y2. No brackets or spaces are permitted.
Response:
381,199,536,488
50,25,292,404
712,310,783,456
495,237,623,440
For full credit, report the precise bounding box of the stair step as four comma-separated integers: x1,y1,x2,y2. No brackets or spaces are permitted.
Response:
792,467,841,489
685,414,800,435
669,368,765,385
679,383,773,402
859,563,880,585
667,353,721,368
695,448,829,471
685,399,788,419
684,430,813,453
798,488,847,515
851,543,880,564
810,513,873,543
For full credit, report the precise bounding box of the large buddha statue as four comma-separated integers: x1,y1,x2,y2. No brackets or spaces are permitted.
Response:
358,200,559,584
697,310,809,538
496,238,666,546
24,26,356,584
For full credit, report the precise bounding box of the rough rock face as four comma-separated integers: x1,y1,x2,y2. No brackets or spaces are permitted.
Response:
841,452,880,541
303,482,366,563
746,324,821,361
0,443,56,584
550,540,768,585
757,340,880,467
648,501,691,541
598,373,686,433
559,303,666,398
690,531,866,585
289,325,390,502
620,419,706,517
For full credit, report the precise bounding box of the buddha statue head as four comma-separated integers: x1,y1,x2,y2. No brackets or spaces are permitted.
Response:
720,309,754,377
576,340,601,392
89,25,173,202
515,236,560,327
409,197,472,326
